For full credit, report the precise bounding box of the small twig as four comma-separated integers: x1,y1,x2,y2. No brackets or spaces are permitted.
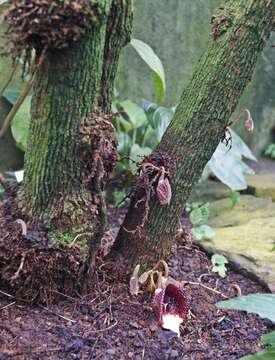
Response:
0,301,16,311
40,305,77,323
0,63,18,99
10,251,29,281
0,289,15,299
184,281,229,299
70,232,93,247
0,50,46,138
0,74,34,138
91,319,118,333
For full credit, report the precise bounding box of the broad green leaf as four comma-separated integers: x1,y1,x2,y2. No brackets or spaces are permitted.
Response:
120,99,147,129
240,348,275,360
150,106,174,141
239,331,275,359
211,254,228,278
11,95,31,151
0,1,7,4
189,203,210,226
202,128,256,190
262,331,275,346
130,143,152,165
192,224,215,241
117,131,132,155
3,89,21,105
130,38,166,104
216,294,275,323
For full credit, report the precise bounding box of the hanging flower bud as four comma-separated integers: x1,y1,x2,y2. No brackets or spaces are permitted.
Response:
156,177,172,205
244,110,254,132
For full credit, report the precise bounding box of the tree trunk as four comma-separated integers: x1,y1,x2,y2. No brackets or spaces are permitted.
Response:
114,0,274,268
19,0,132,256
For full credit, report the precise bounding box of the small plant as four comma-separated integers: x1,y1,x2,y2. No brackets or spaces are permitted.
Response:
264,143,275,159
187,202,215,241
211,254,228,278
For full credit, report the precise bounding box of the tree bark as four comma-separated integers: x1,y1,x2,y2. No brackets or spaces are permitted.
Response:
114,0,274,267
19,0,132,254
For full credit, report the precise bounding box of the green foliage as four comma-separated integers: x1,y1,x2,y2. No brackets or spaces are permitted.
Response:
216,294,275,360
130,38,166,104
112,190,126,208
216,294,275,323
113,95,174,176
187,202,215,241
3,89,31,151
192,225,215,242
189,202,210,226
211,254,228,278
264,144,275,159
202,129,256,191
230,191,240,208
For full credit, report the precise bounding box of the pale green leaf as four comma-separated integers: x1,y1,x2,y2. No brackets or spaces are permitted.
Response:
192,225,215,241
130,38,166,103
11,95,31,151
216,294,275,323
189,203,210,226
120,99,147,129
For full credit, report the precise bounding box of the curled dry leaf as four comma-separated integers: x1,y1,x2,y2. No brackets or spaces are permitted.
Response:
156,177,172,205
138,271,150,285
15,219,27,236
153,278,189,336
129,264,140,295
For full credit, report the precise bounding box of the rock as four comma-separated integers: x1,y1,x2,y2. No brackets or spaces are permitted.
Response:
189,180,231,203
246,174,275,202
208,195,275,228
196,195,275,292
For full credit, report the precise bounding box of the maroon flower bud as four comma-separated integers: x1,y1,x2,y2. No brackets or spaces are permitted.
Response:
156,177,172,205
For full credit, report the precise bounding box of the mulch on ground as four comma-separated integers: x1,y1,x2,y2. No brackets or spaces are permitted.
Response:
0,216,273,360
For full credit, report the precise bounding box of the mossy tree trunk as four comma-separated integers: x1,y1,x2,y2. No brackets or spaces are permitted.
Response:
19,0,132,260
114,0,274,268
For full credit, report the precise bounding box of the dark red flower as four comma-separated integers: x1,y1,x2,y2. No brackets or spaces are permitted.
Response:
153,279,189,335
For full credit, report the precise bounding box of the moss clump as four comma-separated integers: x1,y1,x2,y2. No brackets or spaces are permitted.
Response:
2,0,101,64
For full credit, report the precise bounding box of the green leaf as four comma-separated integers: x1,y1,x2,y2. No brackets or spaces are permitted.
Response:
150,106,174,142
120,99,147,129
211,254,228,278
130,38,166,104
189,203,210,226
192,224,215,241
11,95,31,151
264,144,275,157
130,144,152,164
262,331,275,346
230,191,240,208
216,294,275,323
239,331,275,359
3,89,21,105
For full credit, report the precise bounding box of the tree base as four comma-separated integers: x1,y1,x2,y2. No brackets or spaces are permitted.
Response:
0,186,87,303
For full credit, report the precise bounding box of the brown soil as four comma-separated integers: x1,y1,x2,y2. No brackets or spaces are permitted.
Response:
0,190,273,359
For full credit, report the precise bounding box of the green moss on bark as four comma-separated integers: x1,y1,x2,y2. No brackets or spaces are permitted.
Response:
114,0,275,267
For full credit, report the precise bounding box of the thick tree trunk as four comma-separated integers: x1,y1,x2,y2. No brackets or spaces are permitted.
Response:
19,0,132,254
114,0,274,267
